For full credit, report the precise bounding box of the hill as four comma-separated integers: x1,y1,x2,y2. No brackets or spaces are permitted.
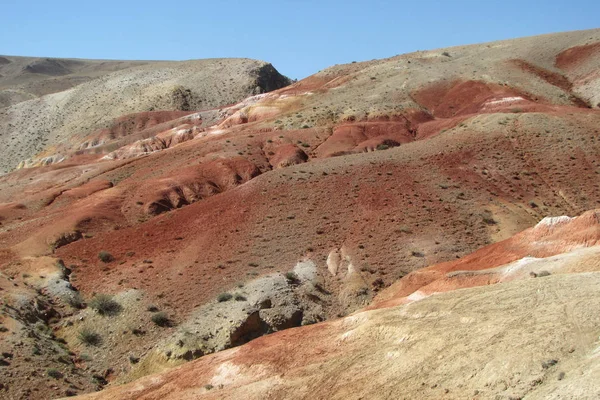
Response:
0,28,599,399
0,56,290,173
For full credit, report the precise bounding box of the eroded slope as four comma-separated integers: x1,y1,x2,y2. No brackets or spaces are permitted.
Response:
0,29,599,399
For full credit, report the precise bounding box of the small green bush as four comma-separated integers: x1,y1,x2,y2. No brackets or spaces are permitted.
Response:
217,293,232,302
89,294,122,316
78,329,102,346
284,272,300,284
98,251,114,263
151,312,171,327
47,368,63,379
481,210,496,225
131,328,146,336
376,144,390,150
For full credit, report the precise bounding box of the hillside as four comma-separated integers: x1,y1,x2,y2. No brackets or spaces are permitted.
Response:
74,210,600,399
0,56,153,107
0,56,290,173
0,29,599,399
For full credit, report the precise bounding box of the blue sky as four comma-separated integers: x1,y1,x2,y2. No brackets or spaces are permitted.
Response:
1,0,598,79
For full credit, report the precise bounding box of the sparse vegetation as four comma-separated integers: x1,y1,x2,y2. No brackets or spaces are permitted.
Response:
285,271,300,284
78,329,102,346
217,293,233,302
89,294,122,316
480,210,496,225
47,369,63,379
98,251,114,263
151,312,171,327
132,328,146,336
234,294,247,301
376,144,390,150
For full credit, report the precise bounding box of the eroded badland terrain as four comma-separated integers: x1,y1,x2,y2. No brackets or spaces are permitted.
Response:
0,28,599,399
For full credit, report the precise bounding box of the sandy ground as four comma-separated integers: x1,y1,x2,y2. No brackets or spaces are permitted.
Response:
75,269,600,400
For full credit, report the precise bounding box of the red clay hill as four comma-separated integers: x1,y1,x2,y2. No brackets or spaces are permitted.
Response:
0,29,599,399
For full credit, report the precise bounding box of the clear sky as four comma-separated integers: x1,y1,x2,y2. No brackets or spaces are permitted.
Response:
1,0,598,79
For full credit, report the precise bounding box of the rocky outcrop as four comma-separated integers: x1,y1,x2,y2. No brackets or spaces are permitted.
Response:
128,261,327,376
253,63,292,94
17,154,66,169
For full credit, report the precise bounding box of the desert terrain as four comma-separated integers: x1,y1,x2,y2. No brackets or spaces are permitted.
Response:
0,28,599,399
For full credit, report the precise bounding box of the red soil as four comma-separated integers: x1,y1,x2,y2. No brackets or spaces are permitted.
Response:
98,111,196,140
511,59,573,92
556,42,600,71
135,157,261,215
266,143,308,169
315,120,416,158
33,106,597,322
276,72,356,95
75,111,202,157
412,80,537,117
3,33,600,400
58,180,113,201
373,209,600,309
510,59,590,107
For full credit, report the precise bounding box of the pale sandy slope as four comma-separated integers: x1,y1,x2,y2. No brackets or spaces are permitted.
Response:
73,264,600,400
